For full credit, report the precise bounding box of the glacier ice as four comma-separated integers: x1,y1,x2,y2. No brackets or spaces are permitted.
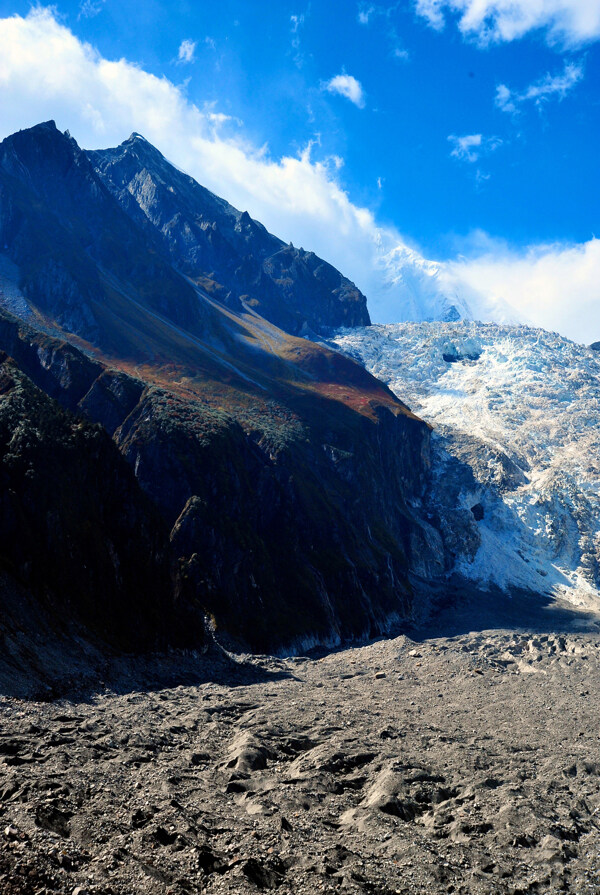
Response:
334,321,600,610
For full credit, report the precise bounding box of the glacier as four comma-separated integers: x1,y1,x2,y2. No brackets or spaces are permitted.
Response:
333,321,600,610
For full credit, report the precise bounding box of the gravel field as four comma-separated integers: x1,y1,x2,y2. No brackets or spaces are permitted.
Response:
2,588,600,895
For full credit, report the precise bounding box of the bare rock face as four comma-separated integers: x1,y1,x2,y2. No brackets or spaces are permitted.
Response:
89,134,370,336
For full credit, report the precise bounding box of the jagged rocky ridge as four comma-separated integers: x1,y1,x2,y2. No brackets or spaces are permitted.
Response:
0,122,450,669
334,321,600,611
88,134,370,336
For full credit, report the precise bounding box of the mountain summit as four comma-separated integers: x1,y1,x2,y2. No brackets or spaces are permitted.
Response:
89,133,370,337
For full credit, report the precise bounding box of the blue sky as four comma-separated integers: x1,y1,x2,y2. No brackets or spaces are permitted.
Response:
0,1,599,338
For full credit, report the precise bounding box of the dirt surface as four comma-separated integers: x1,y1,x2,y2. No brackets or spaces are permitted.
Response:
2,589,600,895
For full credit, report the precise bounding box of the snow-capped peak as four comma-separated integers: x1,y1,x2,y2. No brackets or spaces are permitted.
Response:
368,238,522,327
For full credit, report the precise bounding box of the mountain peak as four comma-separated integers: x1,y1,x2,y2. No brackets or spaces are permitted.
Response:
90,135,371,333
1,119,63,149
0,119,83,179
119,132,163,159
109,131,168,168
31,119,58,132
126,132,149,144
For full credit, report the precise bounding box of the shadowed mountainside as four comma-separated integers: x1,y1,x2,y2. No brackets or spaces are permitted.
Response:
0,122,447,663
0,347,209,693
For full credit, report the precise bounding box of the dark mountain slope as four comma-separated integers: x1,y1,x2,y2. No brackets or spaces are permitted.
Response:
89,134,370,336
0,123,446,655
0,348,200,673
0,304,438,652
0,121,204,343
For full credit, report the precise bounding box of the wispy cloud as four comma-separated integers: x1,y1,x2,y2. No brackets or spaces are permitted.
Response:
78,0,104,19
448,133,481,162
448,133,502,163
358,5,376,24
495,84,516,114
290,13,306,66
177,39,196,64
392,45,410,60
291,12,305,34
496,60,584,113
323,73,366,107
415,0,600,46
200,100,242,130
356,4,409,59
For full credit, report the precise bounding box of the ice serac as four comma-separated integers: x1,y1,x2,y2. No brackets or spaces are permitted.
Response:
0,122,447,658
88,134,370,336
334,321,600,611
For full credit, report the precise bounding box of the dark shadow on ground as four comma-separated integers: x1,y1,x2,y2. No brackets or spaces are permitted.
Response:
103,645,296,698
303,575,600,662
0,639,295,703
3,578,598,702
408,575,600,643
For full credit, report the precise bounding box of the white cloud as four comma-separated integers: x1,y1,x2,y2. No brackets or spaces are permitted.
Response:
448,133,502,164
496,60,584,113
415,0,600,46
177,39,196,64
495,83,516,113
323,73,366,107
0,8,598,344
358,5,376,23
447,237,600,344
448,133,482,162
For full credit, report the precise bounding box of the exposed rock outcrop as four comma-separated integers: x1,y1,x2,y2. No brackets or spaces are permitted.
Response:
89,133,370,335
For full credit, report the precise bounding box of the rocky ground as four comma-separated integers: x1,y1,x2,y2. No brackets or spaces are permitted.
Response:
2,587,600,895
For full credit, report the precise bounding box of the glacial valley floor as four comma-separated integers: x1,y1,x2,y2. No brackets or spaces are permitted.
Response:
2,588,600,895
